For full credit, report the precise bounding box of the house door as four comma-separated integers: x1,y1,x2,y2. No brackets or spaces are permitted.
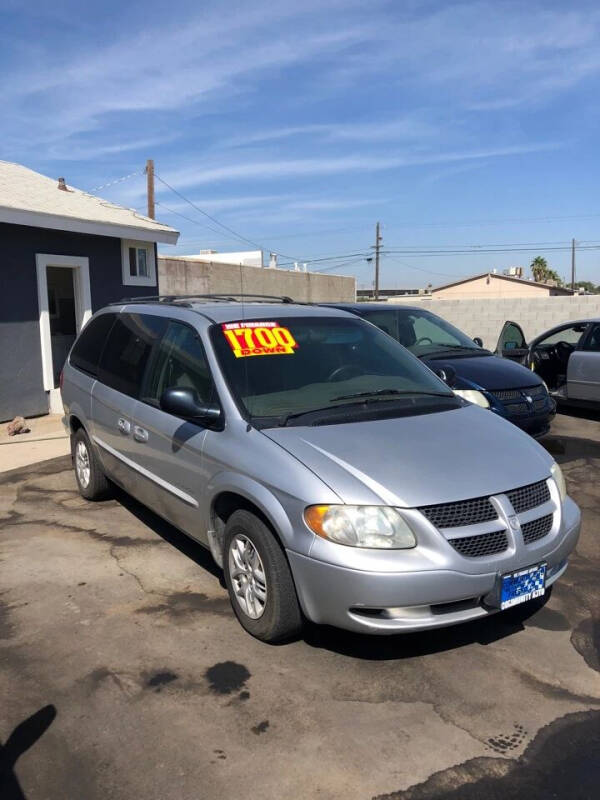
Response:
36,254,92,413
47,267,77,386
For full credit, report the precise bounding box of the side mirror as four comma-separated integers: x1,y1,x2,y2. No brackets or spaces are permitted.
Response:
160,387,221,424
433,365,457,387
473,336,483,347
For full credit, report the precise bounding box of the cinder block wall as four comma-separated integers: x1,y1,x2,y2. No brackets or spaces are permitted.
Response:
158,258,356,303
387,296,600,349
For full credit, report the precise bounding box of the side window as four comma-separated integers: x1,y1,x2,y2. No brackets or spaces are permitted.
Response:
69,313,116,376
500,323,526,351
537,324,587,347
98,313,167,397
359,310,399,341
411,315,454,345
582,324,600,352
143,321,216,406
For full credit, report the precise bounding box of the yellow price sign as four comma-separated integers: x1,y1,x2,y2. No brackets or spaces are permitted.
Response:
222,321,298,358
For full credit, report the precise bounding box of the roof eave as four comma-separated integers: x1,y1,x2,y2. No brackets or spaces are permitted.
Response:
0,205,179,245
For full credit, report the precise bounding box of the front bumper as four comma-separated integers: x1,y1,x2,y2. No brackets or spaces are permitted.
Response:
491,396,556,438
287,499,580,634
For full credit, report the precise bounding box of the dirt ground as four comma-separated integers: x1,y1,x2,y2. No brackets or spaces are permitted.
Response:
1,411,599,799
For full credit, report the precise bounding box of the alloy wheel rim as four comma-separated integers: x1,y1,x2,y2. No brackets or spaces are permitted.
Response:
228,534,267,619
75,441,91,489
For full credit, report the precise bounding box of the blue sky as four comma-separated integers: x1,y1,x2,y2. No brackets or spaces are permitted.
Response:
2,0,600,287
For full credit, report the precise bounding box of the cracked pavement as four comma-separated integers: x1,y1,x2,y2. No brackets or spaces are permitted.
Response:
1,412,599,799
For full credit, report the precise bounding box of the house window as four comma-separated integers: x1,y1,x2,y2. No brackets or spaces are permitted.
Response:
129,246,148,278
121,239,156,286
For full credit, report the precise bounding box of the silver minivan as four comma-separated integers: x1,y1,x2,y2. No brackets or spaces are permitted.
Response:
61,296,581,642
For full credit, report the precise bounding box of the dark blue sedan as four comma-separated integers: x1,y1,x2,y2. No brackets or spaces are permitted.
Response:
325,303,556,438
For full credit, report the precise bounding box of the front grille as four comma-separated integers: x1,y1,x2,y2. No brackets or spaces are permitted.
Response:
494,389,522,402
521,513,553,545
494,385,547,404
506,480,550,513
450,530,508,558
505,402,529,416
419,496,497,528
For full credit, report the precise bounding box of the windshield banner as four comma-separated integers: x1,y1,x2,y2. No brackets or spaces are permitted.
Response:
222,321,298,358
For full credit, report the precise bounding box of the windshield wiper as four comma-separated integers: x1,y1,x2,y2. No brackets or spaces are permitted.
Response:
331,389,451,402
275,390,453,426
277,406,337,426
418,343,479,351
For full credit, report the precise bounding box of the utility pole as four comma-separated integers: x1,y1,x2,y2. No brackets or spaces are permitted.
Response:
571,238,576,290
373,221,382,300
145,159,155,219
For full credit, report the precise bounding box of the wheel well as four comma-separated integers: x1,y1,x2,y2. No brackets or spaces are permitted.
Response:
210,492,284,567
69,415,84,435
212,492,276,537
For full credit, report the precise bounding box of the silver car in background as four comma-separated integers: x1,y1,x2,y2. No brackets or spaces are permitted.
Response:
497,317,600,407
61,296,581,642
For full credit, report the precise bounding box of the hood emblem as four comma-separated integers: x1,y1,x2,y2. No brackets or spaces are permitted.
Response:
508,514,519,530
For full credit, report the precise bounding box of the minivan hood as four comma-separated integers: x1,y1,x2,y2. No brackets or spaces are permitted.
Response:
422,353,539,391
262,405,553,508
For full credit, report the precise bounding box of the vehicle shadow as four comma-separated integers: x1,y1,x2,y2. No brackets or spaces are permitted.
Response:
556,405,600,423
110,484,225,586
302,593,551,660
0,705,56,800
541,433,600,465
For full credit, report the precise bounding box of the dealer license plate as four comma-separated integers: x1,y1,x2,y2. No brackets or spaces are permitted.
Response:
500,563,546,610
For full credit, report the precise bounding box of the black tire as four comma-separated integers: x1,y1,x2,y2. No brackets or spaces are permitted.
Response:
72,428,110,501
223,510,303,643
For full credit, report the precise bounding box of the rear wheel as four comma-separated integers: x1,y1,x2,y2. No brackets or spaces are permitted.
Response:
73,428,110,500
223,510,302,643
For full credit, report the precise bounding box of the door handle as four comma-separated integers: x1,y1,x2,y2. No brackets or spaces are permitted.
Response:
117,418,130,435
133,426,149,443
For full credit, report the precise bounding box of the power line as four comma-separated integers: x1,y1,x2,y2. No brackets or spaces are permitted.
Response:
154,173,301,262
279,251,370,267
379,255,469,278
89,170,143,193
314,257,369,274
382,245,600,257
155,200,249,243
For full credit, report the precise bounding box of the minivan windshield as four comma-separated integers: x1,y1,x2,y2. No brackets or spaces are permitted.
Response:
211,315,459,427
357,308,488,359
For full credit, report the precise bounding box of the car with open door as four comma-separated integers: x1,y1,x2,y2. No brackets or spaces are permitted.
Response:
324,303,556,439
495,320,530,365
497,318,600,407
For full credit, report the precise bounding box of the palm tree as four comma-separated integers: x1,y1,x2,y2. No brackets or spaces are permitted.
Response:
531,256,549,283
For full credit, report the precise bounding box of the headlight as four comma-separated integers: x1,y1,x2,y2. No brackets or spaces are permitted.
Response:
551,462,567,502
304,505,416,549
453,389,490,409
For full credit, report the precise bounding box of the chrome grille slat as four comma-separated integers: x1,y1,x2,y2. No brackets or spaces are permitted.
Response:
506,480,550,514
521,513,553,545
449,530,508,558
419,496,497,528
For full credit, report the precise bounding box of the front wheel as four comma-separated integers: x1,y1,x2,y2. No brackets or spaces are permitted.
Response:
223,510,303,643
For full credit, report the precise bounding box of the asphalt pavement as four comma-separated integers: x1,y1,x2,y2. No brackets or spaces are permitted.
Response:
1,412,599,799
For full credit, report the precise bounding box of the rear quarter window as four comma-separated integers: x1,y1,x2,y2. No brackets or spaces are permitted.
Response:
98,313,167,398
69,313,116,377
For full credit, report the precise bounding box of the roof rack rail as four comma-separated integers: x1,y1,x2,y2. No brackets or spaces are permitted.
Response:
109,293,297,306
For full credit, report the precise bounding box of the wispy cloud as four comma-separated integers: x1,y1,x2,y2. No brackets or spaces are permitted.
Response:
221,115,436,147
165,141,563,188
